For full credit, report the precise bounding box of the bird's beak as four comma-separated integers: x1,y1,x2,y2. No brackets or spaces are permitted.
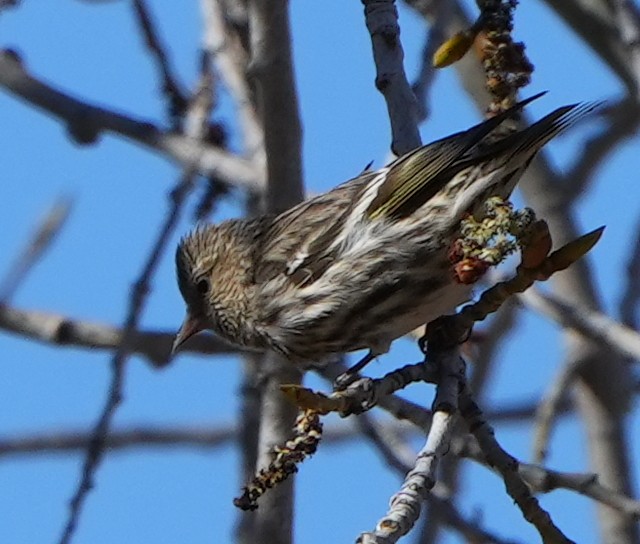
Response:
172,314,205,355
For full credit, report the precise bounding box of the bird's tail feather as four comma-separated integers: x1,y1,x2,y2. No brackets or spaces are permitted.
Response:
504,100,603,159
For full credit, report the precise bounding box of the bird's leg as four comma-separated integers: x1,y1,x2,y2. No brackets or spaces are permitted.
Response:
334,351,376,390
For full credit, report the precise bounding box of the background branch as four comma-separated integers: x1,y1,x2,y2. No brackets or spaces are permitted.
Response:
0,50,263,191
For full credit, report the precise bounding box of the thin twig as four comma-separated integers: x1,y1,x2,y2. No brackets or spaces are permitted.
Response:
459,385,576,543
355,412,416,473
0,403,568,458
57,63,214,544
356,414,524,544
455,436,640,520
518,463,640,519
531,353,580,465
316,355,572,432
201,0,264,156
9,421,640,521
419,295,519,544
561,99,640,201
423,490,524,544
57,169,195,544
1,425,236,457
131,0,188,126
317,360,435,429
0,196,72,303
289,361,438,416
411,0,450,122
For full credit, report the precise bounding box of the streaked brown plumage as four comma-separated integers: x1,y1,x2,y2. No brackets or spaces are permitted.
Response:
173,95,598,364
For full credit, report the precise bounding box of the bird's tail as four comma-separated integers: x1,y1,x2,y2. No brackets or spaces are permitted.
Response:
490,100,603,162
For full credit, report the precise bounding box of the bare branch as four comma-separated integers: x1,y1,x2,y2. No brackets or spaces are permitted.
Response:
247,0,303,212
619,214,640,329
241,1,305,542
0,196,72,303
131,0,189,125
57,61,216,544
0,50,263,192
11,421,640,523
317,359,435,429
0,426,236,457
423,490,524,544
201,7,270,535
358,350,463,544
0,304,239,367
356,411,525,544
531,354,580,465
0,403,575,457
521,288,640,362
519,463,640,519
411,0,451,122
456,437,640,520
612,0,640,94
234,354,264,544
363,0,421,154
519,114,638,544
355,412,416,473
540,0,640,94
402,2,638,539
562,99,640,200
460,386,576,544
0,422,384,458
58,173,194,544
201,0,264,157
0,421,527,544
420,297,520,544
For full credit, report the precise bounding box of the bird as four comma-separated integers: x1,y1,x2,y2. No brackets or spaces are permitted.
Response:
172,94,598,372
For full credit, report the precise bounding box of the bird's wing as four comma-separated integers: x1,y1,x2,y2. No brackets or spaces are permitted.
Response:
365,93,546,221
253,173,373,285
253,93,551,286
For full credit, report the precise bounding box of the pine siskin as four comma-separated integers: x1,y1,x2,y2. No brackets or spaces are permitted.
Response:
173,95,597,367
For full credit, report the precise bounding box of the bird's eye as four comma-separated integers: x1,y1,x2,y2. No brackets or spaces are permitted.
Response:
196,278,210,294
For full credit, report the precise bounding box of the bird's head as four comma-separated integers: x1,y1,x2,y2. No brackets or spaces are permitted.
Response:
172,221,259,354
173,225,224,353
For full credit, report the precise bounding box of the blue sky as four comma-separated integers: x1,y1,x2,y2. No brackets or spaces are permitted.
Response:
1,1,639,543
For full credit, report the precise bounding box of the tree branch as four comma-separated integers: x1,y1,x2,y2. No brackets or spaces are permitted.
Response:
131,0,189,125
363,0,421,154
0,50,263,192
243,2,305,543
58,63,215,544
0,304,239,367
0,196,72,304
521,288,640,362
